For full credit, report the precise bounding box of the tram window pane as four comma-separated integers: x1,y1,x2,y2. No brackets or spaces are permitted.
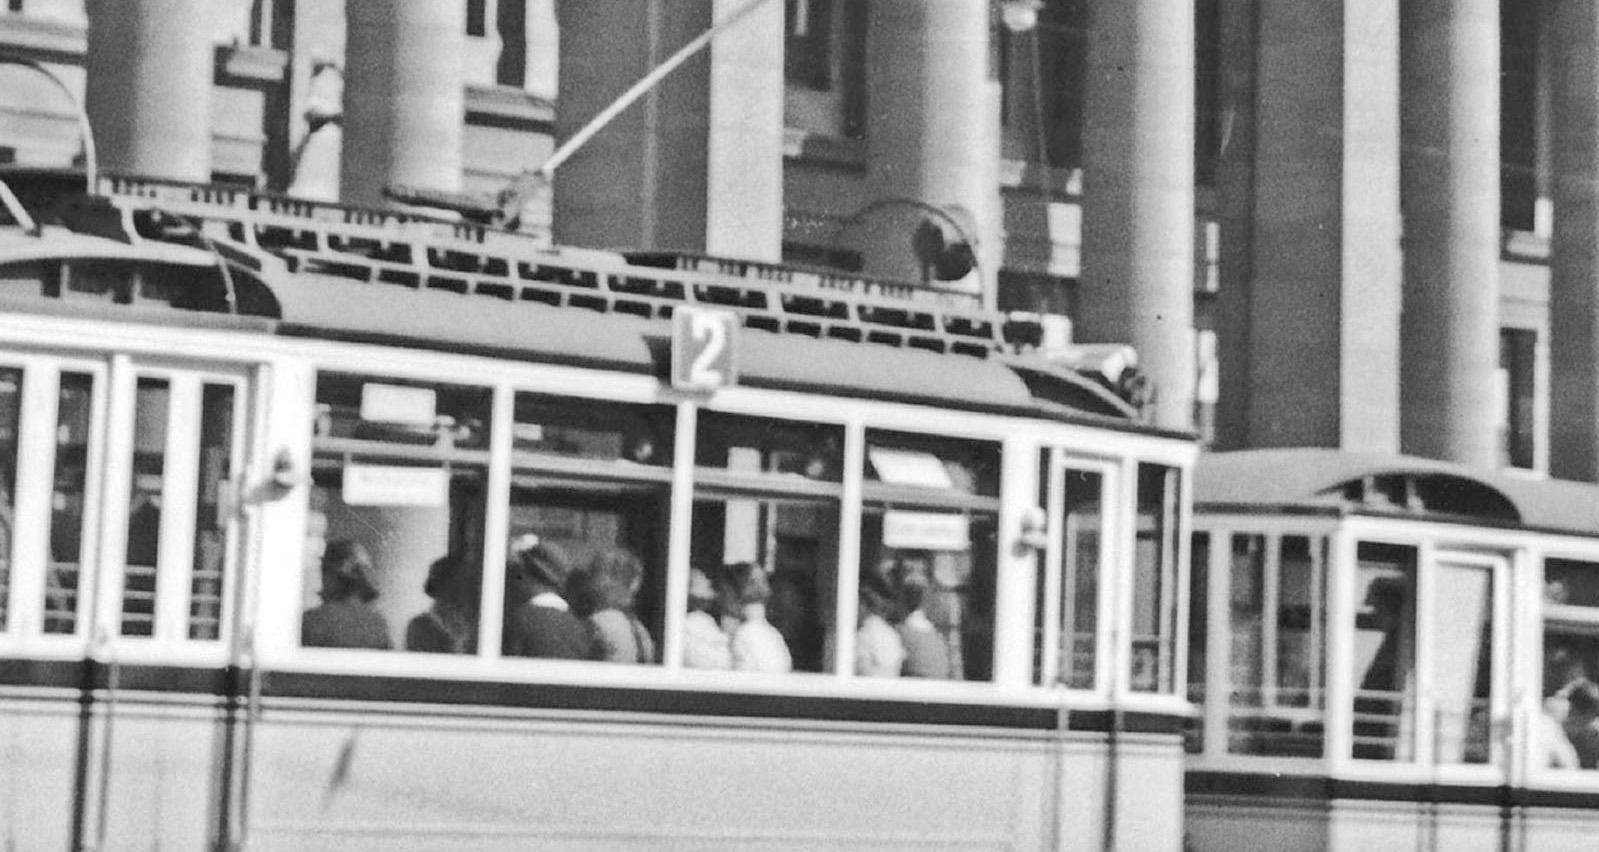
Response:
860,431,1000,682
43,373,93,634
120,377,168,637
302,462,487,653
859,509,997,681
1350,542,1417,762
187,383,234,640
1049,468,1103,689
1546,558,1599,608
697,413,842,482
1184,532,1209,755
1225,535,1266,753
691,496,835,673
1131,463,1180,693
507,479,668,664
1432,560,1494,765
314,373,491,450
686,413,845,674
1276,536,1322,709
0,368,17,631
864,430,999,496
1542,629,1599,770
512,393,673,466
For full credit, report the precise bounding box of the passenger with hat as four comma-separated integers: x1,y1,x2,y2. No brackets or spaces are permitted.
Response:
502,534,594,659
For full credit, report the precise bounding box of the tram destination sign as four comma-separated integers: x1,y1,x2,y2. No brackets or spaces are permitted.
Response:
672,306,740,392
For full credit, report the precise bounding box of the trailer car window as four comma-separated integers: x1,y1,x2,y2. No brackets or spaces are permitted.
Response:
1542,558,1599,770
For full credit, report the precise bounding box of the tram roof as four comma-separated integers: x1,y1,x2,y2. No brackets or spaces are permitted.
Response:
0,169,1184,435
1195,448,1599,537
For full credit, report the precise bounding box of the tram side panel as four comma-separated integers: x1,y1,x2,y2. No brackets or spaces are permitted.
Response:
0,694,79,851
240,708,1059,852
83,699,225,851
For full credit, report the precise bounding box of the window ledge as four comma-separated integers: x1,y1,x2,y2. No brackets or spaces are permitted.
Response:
1503,228,1549,264
466,84,554,132
218,44,288,85
782,129,864,171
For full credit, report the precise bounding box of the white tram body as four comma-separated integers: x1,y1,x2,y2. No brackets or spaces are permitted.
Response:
0,171,1195,851
1188,449,1599,852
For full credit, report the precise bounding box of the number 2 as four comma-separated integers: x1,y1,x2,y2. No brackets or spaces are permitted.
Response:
689,312,727,387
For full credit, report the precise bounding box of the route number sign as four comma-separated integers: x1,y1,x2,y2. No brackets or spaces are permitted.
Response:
672,306,740,392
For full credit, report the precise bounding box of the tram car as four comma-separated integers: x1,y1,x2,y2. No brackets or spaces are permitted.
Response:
0,168,1195,851
1186,449,1599,852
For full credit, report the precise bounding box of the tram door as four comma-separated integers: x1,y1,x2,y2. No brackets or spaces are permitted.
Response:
77,358,255,850
1416,551,1510,784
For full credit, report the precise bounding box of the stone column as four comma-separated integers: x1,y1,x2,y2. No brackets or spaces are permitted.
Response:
1550,0,1599,480
554,0,784,261
860,0,1001,304
1399,0,1500,467
84,0,213,182
1078,0,1196,430
340,0,465,206
1230,0,1402,452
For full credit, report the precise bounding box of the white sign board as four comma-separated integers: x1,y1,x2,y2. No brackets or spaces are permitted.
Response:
672,306,740,391
882,511,970,551
342,465,448,506
360,383,437,425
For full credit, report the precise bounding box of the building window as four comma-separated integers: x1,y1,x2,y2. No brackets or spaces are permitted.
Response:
1500,327,1538,471
467,0,489,37
247,0,294,50
1195,0,1222,186
1001,0,1085,169
1501,0,1538,232
786,0,834,90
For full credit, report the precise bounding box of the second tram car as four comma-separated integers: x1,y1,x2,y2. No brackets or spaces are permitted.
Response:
0,169,1194,851
1187,449,1599,852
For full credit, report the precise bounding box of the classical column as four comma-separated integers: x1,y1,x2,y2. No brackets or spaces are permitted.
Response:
1229,0,1401,452
84,0,213,182
341,0,465,206
1079,0,1196,430
859,0,1001,304
554,0,784,260
1399,0,1501,467
1550,0,1599,480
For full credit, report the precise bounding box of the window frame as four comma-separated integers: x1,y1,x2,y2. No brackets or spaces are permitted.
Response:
1036,450,1120,694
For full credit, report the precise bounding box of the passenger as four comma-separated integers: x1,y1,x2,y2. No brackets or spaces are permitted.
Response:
1564,680,1599,769
572,547,655,664
889,558,951,679
502,535,593,659
404,553,480,654
302,540,392,649
855,566,905,678
682,567,732,670
717,561,792,674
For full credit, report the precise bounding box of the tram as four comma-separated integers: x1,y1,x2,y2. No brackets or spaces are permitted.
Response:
1186,449,1599,852
0,168,1195,851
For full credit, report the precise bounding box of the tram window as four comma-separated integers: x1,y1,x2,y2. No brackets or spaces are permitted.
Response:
120,377,168,637
303,372,493,653
859,431,1000,681
43,373,93,634
1131,463,1181,694
513,393,673,466
1225,534,1326,757
1542,558,1599,770
1349,542,1417,762
688,413,844,674
1035,466,1105,689
0,367,17,631
1184,532,1209,754
313,372,490,450
506,395,673,664
187,383,235,640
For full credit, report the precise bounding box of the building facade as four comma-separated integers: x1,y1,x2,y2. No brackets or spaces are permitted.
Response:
0,0,1578,477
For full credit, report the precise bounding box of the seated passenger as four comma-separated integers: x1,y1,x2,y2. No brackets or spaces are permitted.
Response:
683,568,732,670
855,567,905,678
572,547,655,664
302,540,392,649
502,535,594,659
717,561,792,674
405,553,481,654
1565,681,1599,769
889,559,951,679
